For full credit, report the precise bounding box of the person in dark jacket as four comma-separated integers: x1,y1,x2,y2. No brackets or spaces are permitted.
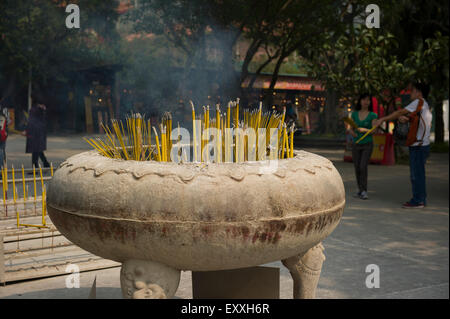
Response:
25,102,50,168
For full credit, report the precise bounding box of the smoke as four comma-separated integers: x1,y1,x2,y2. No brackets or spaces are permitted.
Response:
117,6,242,129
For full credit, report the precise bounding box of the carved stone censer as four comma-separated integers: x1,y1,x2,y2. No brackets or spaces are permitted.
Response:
46,109,345,299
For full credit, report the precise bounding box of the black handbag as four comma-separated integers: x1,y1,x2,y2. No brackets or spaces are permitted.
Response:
393,121,409,145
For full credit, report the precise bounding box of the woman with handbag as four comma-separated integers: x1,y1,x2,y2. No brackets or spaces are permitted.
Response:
347,94,378,200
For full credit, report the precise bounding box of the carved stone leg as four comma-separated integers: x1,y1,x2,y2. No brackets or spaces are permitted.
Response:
120,259,181,299
282,242,326,299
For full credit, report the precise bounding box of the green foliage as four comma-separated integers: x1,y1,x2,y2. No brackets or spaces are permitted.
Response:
304,25,415,105
0,0,122,87
405,32,449,101
302,1,448,111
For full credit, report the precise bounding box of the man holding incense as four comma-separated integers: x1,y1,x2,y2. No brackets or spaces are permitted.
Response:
374,82,432,208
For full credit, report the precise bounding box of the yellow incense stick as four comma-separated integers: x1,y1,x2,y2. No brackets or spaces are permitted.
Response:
2,167,6,204
16,186,19,228
159,124,164,162
152,126,161,162
281,125,287,159
12,165,16,202
342,117,358,129
21,165,26,201
191,101,197,162
285,127,290,158
42,186,46,226
39,164,44,191
2,167,6,206
355,126,377,144
205,106,210,162
32,166,36,215
168,117,172,161
290,125,294,158
234,103,239,161
216,105,221,163
227,103,231,129
256,103,262,159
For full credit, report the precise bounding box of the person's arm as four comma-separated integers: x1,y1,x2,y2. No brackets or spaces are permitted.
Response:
370,114,380,134
374,108,410,127
354,114,378,133
347,113,357,136
356,127,370,133
346,124,357,137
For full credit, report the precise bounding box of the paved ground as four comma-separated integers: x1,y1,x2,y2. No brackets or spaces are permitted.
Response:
1,134,448,299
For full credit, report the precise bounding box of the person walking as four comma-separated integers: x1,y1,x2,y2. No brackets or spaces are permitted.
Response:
374,82,432,208
25,101,50,169
347,94,378,200
0,107,9,169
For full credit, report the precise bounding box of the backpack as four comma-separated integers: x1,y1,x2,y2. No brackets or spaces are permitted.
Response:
393,98,425,146
406,98,426,146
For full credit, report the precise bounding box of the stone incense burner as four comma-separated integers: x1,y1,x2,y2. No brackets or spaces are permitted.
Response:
47,149,345,299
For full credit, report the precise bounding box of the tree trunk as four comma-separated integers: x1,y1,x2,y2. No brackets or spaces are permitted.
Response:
248,52,279,90
434,98,444,144
0,73,17,104
239,38,263,94
324,89,338,134
266,50,287,106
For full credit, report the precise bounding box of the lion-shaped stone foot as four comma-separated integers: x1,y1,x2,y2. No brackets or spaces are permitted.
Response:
282,242,326,299
120,259,181,299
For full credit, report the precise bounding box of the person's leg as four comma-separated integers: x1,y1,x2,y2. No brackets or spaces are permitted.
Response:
0,144,5,169
423,145,430,205
32,152,39,168
359,142,373,193
408,146,426,205
414,145,430,205
352,144,363,193
39,152,50,167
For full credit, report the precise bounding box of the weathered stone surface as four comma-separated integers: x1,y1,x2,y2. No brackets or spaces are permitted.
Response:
47,150,345,271
120,259,180,299
282,242,326,299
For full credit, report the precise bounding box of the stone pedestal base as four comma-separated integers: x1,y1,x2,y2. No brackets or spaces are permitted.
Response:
120,259,180,299
120,243,326,299
282,243,326,299
192,266,280,299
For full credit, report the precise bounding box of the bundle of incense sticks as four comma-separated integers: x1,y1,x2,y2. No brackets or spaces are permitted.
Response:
1,164,52,228
85,101,296,163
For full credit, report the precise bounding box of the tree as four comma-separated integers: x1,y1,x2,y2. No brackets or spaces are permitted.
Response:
127,0,342,106
405,32,449,143
385,0,449,143
0,0,122,105
127,0,251,102
301,1,449,136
